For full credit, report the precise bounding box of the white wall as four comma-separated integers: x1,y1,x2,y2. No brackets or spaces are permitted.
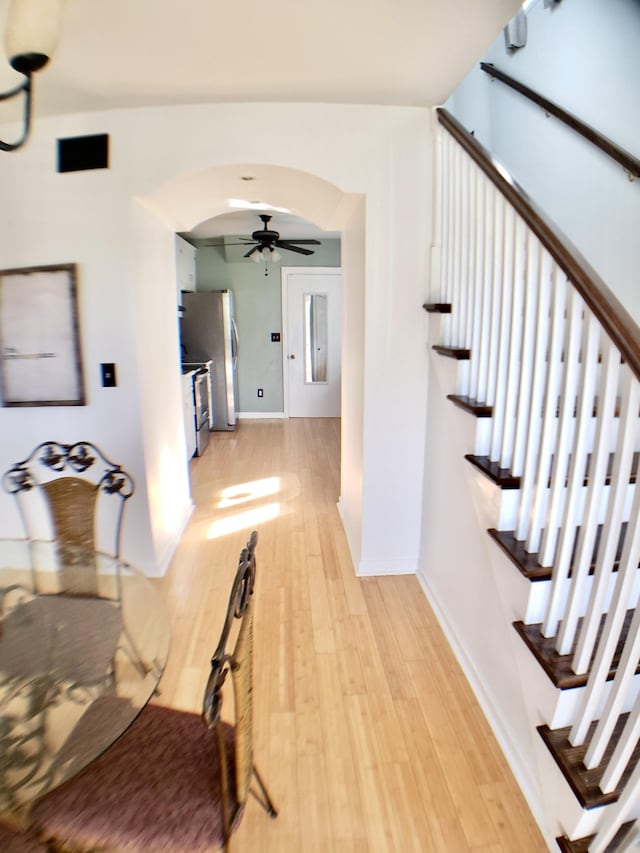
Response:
338,199,366,568
130,201,194,570
0,135,161,572
446,0,640,322
0,102,433,577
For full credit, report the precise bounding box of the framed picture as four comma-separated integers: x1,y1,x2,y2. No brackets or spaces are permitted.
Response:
0,263,85,407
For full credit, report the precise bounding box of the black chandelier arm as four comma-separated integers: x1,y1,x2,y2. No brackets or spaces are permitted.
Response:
0,73,33,152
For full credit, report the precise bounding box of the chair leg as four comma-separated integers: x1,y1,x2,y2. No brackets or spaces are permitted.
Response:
119,626,152,678
250,764,278,818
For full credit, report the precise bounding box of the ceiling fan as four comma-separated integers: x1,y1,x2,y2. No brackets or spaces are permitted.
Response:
226,214,321,261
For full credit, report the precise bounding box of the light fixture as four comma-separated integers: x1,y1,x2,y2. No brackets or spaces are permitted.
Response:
504,9,527,51
227,199,291,213
270,248,282,263
1,0,62,152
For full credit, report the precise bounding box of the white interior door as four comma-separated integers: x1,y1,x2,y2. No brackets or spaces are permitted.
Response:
282,267,342,417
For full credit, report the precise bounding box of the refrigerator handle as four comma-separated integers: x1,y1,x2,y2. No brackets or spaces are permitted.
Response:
231,319,239,368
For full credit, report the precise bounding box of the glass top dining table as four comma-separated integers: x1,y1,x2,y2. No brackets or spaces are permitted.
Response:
0,538,170,825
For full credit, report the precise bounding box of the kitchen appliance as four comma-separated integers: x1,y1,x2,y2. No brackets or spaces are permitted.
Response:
182,362,212,456
192,366,211,455
180,290,237,431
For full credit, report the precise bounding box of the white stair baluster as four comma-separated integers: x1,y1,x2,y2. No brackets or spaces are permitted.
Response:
544,312,600,643
441,133,455,344
450,142,463,348
539,287,584,569
571,358,636,677
430,125,444,305
512,233,541,481
499,215,528,471
456,148,470,350
527,265,566,554
555,338,620,657
600,698,640,795
589,759,640,853
583,500,640,769
516,245,552,543
489,204,516,462
475,176,494,407
484,190,505,410
468,170,486,403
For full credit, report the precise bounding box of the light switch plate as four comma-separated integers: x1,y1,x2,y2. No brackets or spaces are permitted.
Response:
101,363,117,387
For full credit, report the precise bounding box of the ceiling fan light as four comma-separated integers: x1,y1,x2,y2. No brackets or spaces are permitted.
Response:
251,250,261,263
270,248,282,263
5,0,62,73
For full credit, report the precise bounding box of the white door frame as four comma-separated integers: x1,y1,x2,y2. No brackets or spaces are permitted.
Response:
281,266,342,417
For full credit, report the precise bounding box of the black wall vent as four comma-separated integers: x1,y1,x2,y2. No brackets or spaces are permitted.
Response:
57,133,109,173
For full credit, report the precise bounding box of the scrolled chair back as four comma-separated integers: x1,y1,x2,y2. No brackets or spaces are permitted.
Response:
2,441,134,595
202,530,258,809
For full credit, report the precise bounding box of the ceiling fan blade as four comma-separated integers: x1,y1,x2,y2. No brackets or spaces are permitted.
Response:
280,244,314,256
276,239,321,246
244,245,261,258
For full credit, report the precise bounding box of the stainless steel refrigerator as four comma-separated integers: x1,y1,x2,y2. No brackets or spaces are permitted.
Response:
180,290,237,431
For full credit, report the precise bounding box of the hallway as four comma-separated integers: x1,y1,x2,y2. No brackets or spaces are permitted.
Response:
156,418,548,852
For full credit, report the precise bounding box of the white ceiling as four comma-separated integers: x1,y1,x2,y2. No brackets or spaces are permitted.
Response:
0,0,521,239
0,0,520,113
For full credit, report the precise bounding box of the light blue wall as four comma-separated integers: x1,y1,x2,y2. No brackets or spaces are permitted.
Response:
446,0,640,321
195,240,341,414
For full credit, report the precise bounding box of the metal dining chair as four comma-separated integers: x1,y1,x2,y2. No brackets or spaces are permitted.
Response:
30,530,278,853
1,441,143,693
2,440,134,595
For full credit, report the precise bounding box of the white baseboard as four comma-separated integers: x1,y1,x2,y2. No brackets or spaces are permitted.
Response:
357,558,417,576
236,411,285,420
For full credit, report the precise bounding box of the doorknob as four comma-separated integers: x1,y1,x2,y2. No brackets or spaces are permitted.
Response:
289,354,296,359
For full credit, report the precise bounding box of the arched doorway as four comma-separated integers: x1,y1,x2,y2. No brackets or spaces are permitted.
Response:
133,163,366,566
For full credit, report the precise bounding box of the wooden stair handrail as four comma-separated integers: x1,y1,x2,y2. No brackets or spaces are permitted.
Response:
479,63,640,180
436,107,640,383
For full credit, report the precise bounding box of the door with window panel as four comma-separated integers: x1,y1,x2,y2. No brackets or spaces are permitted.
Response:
282,268,341,418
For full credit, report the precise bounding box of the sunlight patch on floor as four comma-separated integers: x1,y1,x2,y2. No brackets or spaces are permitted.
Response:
217,477,281,508
207,502,281,539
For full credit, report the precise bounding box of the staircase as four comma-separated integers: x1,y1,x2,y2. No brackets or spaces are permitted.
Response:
418,109,640,852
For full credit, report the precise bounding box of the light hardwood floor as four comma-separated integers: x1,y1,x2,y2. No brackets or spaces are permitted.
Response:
155,418,549,852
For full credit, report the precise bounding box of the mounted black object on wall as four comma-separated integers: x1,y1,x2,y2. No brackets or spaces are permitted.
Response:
58,134,110,173
101,363,117,388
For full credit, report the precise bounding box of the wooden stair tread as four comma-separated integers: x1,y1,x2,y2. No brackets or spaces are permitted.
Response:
465,455,520,488
488,523,630,583
443,396,623,423
466,451,639,491
422,302,452,313
556,822,636,852
432,344,470,360
539,714,640,809
446,395,493,417
513,610,636,689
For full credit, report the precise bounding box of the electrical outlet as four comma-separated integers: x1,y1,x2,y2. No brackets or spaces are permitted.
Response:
257,388,264,398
